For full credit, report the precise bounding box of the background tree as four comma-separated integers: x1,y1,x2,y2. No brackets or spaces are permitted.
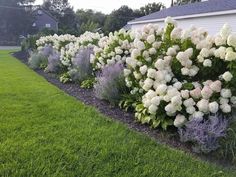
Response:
43,0,77,34
139,2,165,16
76,9,106,34
0,0,35,45
174,0,201,5
103,6,137,33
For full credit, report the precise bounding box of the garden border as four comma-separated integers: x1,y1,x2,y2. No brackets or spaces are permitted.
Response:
12,50,235,169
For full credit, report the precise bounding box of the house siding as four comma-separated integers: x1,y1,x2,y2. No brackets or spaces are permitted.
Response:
130,13,236,35
33,10,58,32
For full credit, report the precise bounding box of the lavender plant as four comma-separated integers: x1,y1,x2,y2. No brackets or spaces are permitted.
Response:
40,45,53,58
69,47,93,82
28,51,48,69
178,114,228,153
94,63,127,104
45,50,61,73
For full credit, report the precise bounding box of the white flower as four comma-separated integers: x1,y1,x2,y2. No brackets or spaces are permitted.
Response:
131,49,141,59
166,47,176,56
220,97,229,105
152,42,161,49
190,87,202,99
181,68,190,75
222,71,233,82
126,57,137,68
173,82,182,90
134,71,142,80
147,34,155,44
165,103,177,115
143,78,154,91
147,68,157,79
230,96,236,105
210,80,222,93
186,106,196,115
174,114,186,127
214,46,226,59
140,65,148,75
201,86,213,99
215,35,226,46
192,111,204,121
136,41,145,50
200,48,210,58
181,90,189,99
151,96,161,106
209,101,219,114
145,90,156,99
227,34,236,48
221,89,232,98
197,99,209,113
171,95,182,106
220,104,231,113
203,59,212,67
143,99,151,108
124,69,131,77
220,23,231,39
142,50,149,58
165,74,172,82
183,98,196,107
155,59,165,70
148,104,158,115
165,16,177,26
171,28,182,40
149,48,157,55
225,51,236,61
156,84,168,95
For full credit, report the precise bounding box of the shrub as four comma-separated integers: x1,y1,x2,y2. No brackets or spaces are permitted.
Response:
124,18,236,129
178,114,228,153
45,50,61,73
218,108,236,163
40,45,53,58
21,35,40,51
69,47,94,82
94,63,127,104
90,29,134,70
28,52,48,69
81,78,95,89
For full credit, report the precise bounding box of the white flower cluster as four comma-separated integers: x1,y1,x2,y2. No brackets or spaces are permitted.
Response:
59,32,102,67
124,17,236,128
36,34,59,49
36,17,236,130
90,29,134,70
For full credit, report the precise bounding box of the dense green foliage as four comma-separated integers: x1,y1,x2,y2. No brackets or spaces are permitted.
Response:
0,50,236,176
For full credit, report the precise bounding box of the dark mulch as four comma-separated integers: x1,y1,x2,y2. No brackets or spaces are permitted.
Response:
12,50,235,169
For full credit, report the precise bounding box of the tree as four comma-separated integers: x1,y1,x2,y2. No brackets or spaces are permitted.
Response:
76,9,106,34
79,21,99,34
174,0,201,5
43,0,78,34
103,6,137,33
0,0,35,44
139,2,165,16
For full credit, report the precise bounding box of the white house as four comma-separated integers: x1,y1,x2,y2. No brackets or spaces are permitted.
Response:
128,0,236,35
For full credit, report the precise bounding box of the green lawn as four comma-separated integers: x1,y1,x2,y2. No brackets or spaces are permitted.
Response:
0,50,235,176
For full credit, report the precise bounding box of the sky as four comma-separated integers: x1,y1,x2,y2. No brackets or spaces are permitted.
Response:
34,0,172,14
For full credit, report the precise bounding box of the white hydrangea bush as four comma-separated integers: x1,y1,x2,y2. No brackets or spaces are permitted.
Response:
60,32,103,68
124,17,236,129
90,29,135,70
36,34,59,50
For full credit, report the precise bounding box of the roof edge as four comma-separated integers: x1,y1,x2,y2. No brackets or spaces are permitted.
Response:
128,9,236,25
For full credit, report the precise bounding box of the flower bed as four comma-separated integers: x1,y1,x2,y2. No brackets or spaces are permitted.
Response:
27,17,236,162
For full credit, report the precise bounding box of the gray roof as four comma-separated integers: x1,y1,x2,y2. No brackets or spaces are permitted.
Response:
129,0,236,24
